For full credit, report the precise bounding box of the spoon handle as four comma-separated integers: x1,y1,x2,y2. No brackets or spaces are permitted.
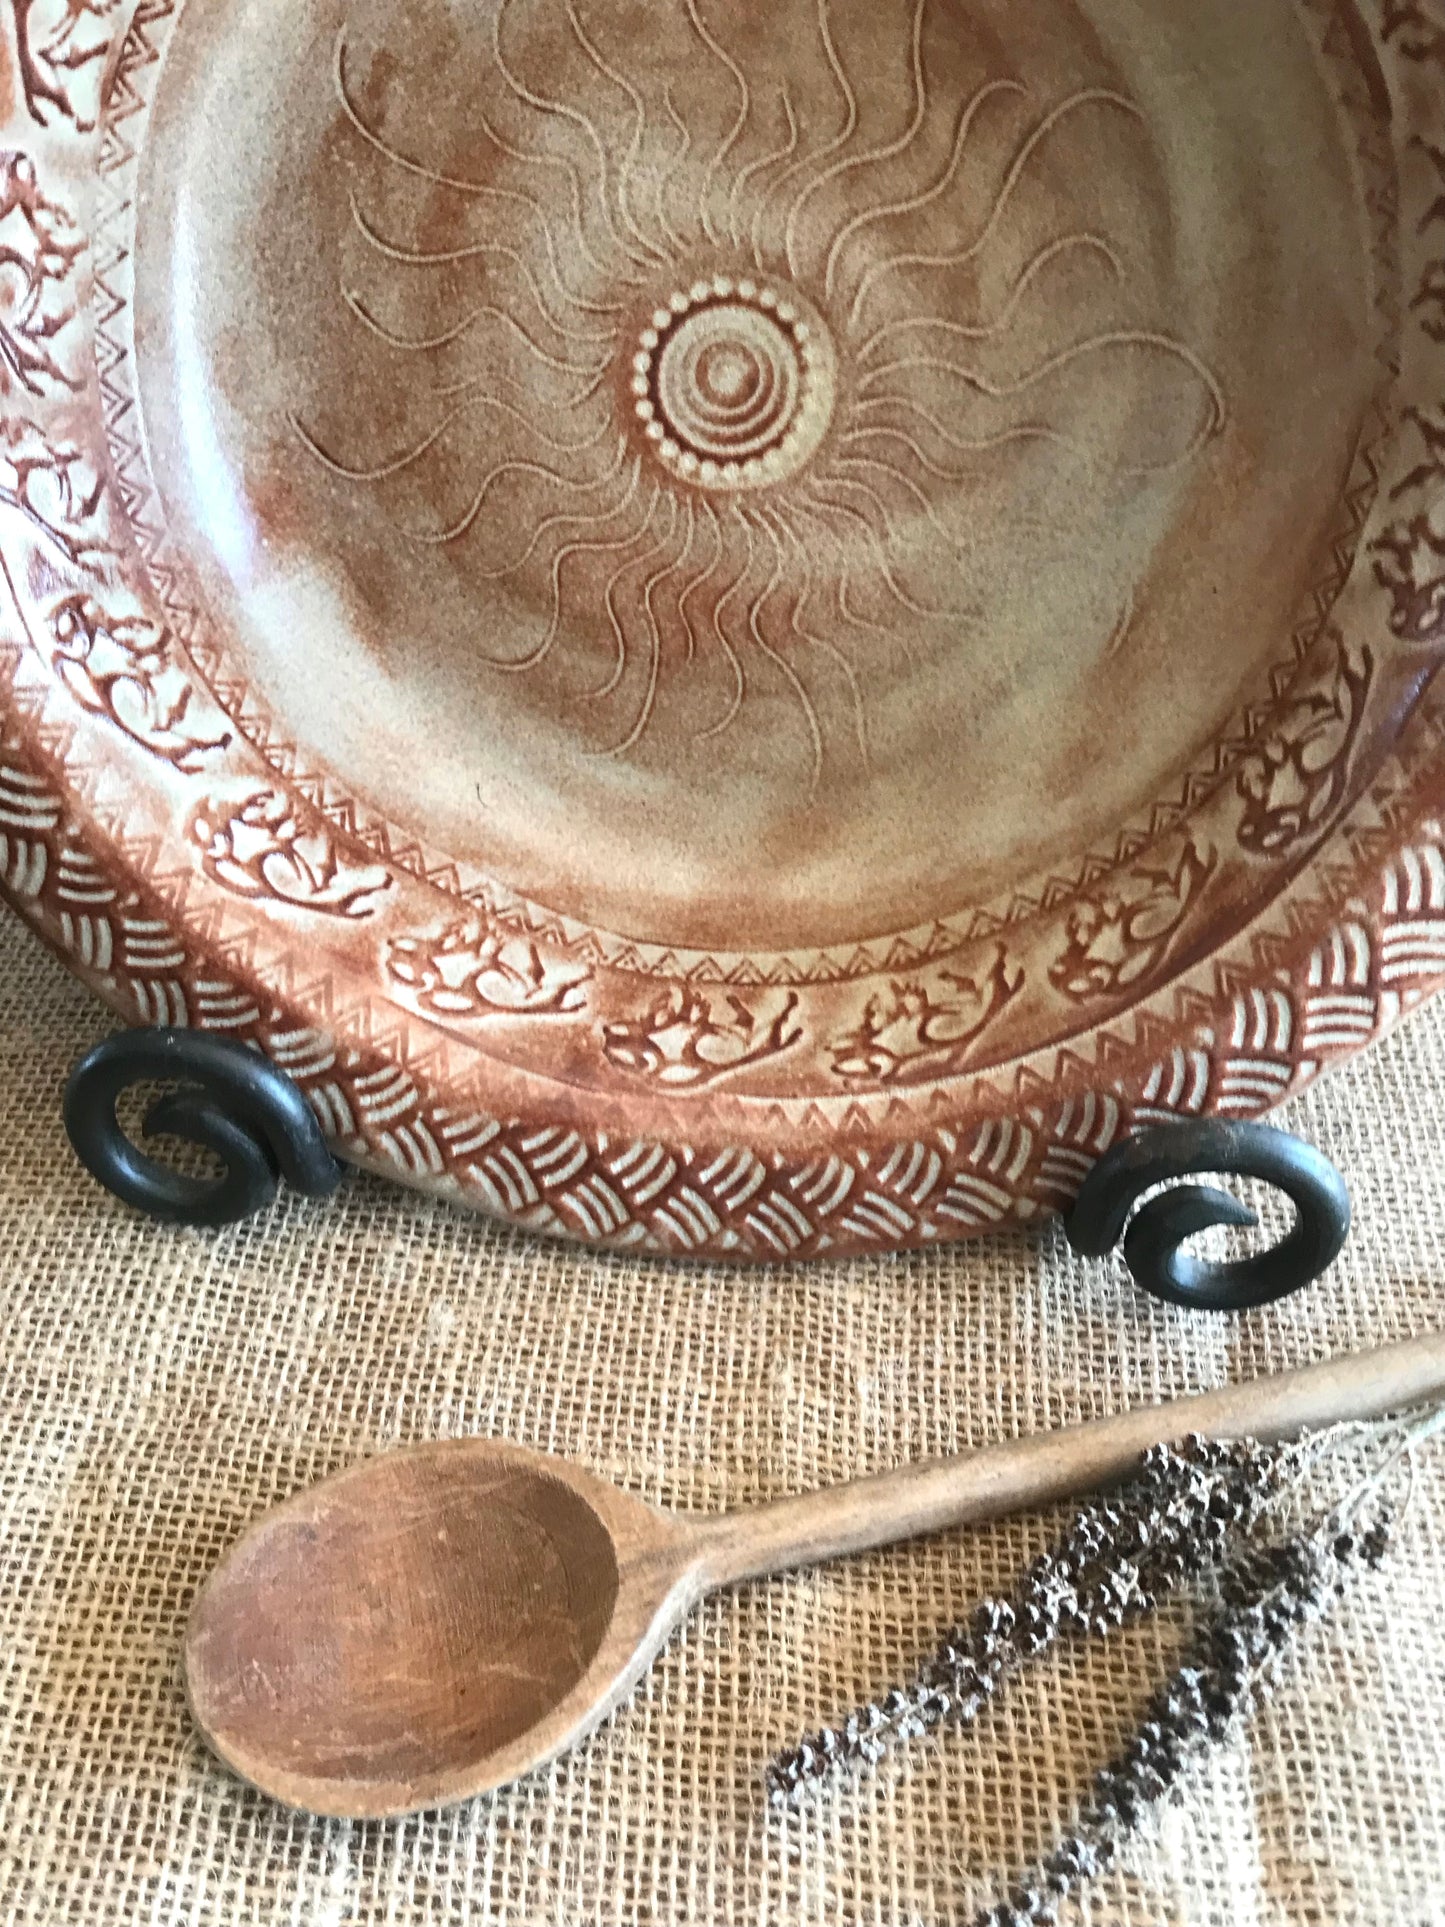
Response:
695,1330,1445,1588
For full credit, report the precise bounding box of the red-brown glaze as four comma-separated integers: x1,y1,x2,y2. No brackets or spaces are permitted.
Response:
1,0,1444,1258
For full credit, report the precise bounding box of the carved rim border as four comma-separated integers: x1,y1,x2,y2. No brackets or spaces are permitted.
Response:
0,0,1442,1259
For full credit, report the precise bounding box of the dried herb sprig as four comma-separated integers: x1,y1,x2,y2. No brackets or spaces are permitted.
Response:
766,1433,1297,1806
969,1508,1393,1927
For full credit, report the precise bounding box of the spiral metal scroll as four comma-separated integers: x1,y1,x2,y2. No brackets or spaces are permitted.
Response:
64,1030,345,1227
1067,1120,1351,1313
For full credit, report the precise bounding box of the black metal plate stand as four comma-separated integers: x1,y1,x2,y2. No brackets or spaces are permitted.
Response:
1066,1118,1351,1313
63,1029,1350,1307
64,1028,343,1228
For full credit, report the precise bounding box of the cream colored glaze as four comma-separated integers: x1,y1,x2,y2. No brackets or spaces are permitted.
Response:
132,0,1385,954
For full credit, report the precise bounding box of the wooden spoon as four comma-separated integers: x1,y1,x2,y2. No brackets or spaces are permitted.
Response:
187,1331,1445,1818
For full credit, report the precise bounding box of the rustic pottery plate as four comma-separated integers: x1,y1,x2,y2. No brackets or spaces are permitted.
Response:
1,0,1444,1259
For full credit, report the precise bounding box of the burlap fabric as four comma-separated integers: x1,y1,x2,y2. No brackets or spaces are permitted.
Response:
2,906,1443,1927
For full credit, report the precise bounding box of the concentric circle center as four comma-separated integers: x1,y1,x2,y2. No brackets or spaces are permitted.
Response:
697,342,761,407
631,277,836,490
659,304,797,458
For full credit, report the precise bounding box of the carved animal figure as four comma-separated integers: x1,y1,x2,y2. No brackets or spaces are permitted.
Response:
0,419,104,560
49,595,230,771
387,919,589,1017
192,789,390,919
1237,644,1374,855
0,147,82,394
829,949,1023,1084
10,1,115,128
601,987,802,1090
1051,846,1213,1000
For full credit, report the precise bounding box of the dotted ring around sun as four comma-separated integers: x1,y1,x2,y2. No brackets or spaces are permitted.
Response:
630,277,836,490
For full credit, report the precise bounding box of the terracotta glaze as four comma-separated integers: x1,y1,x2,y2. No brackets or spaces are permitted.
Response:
1,0,1443,1256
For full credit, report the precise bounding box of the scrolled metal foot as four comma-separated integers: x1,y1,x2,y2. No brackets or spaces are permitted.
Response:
1066,1118,1351,1313
64,1028,344,1228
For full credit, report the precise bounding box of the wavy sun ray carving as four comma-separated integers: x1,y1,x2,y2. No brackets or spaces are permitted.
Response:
296,0,1227,797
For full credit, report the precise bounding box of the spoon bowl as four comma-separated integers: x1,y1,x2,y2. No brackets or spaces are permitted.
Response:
187,1334,1445,1817
186,1440,704,1817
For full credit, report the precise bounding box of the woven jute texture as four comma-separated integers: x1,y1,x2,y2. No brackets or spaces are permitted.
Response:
2,907,1444,1927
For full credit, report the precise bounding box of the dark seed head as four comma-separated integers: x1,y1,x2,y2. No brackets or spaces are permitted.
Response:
973,1599,1016,1641
1362,1522,1391,1567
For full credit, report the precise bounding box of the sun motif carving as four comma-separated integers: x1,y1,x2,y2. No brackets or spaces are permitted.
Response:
296,0,1226,793
630,278,836,487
